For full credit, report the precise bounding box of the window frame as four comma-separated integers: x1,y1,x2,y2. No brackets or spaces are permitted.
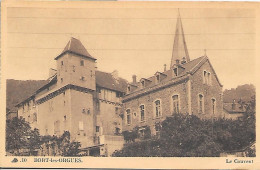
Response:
139,104,145,122
154,99,162,118
126,109,131,125
198,93,205,114
211,98,216,115
171,94,180,114
80,60,84,66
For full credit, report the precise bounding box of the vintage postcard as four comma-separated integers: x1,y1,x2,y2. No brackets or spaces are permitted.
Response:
0,0,259,169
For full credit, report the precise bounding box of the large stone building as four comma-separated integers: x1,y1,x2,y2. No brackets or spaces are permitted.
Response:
16,13,223,156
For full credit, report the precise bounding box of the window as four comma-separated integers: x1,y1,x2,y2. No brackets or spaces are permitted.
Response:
96,100,100,111
54,120,60,135
154,100,161,118
208,72,211,85
80,76,85,81
116,92,121,98
79,121,84,131
96,126,100,132
211,98,216,114
174,68,178,76
156,75,160,83
72,65,75,72
115,127,121,135
127,86,131,93
140,105,145,122
64,101,66,106
61,78,63,83
141,81,145,88
203,71,211,85
80,60,84,66
126,109,131,125
198,94,204,114
139,128,145,138
64,115,67,121
33,112,37,122
115,107,119,115
203,71,207,84
61,61,64,66
172,95,179,114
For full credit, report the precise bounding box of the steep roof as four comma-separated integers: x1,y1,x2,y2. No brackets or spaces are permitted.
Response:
171,10,190,68
15,70,128,107
55,37,96,60
127,56,206,94
96,71,128,93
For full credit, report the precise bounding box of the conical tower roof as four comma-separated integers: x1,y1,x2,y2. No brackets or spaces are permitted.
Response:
55,37,96,60
170,11,190,68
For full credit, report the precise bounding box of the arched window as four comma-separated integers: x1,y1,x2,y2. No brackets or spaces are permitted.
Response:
140,105,145,122
208,72,211,85
154,100,161,118
172,95,179,114
198,94,204,114
126,109,131,125
211,98,216,115
203,71,207,84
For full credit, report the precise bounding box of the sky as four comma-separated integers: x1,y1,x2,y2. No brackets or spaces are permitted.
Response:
4,2,256,90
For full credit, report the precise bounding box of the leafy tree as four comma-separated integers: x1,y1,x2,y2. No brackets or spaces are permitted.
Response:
28,128,41,155
59,131,81,157
6,117,32,154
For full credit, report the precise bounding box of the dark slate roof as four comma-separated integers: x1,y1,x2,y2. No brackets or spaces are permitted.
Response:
96,71,128,93
223,103,246,114
127,56,207,93
16,70,128,107
55,37,96,60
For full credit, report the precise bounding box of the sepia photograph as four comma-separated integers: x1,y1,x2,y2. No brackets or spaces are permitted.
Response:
0,0,259,169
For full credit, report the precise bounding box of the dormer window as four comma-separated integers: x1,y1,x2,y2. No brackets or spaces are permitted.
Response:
127,86,131,93
80,60,84,66
156,75,160,83
141,81,145,88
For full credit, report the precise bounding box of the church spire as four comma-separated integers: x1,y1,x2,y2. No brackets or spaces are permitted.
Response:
170,10,190,68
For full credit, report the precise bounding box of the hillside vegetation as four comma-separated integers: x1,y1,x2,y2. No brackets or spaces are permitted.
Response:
6,79,48,111
223,84,255,103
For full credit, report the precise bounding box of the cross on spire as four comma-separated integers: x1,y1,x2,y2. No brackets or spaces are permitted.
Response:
170,9,190,68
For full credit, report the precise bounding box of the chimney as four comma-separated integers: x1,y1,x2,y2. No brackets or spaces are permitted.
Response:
164,64,167,72
181,57,187,64
176,59,180,65
112,70,119,80
49,68,57,79
132,75,137,83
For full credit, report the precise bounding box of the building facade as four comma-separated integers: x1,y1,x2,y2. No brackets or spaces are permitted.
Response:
16,13,223,156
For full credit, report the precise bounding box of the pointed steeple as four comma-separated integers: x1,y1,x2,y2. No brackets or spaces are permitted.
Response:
170,10,190,68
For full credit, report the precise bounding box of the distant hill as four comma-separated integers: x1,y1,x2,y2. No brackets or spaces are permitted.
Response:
223,84,255,103
6,79,48,112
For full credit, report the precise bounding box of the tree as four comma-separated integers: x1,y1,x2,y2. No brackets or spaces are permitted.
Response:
59,131,81,157
6,117,32,154
28,128,42,156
